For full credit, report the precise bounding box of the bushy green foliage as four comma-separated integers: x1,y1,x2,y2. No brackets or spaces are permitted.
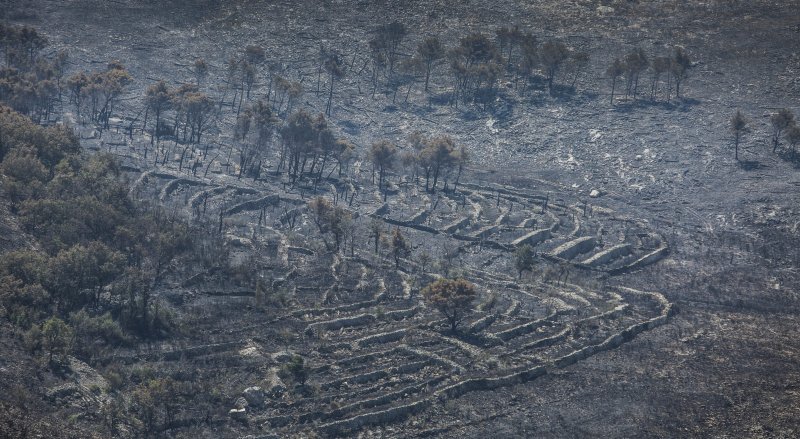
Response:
514,244,536,279
0,106,192,358
282,355,308,385
41,316,73,362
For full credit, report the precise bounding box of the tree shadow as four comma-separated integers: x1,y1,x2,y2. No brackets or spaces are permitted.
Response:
336,119,360,136
612,97,699,113
776,149,800,168
429,92,453,106
737,159,764,171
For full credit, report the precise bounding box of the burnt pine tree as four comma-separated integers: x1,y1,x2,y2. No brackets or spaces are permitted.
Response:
372,21,408,75
624,48,648,100
250,99,277,177
419,135,457,191
145,80,172,146
369,218,383,254
280,110,316,179
369,140,396,194
323,51,345,116
730,110,748,161
670,47,691,99
448,33,502,104
183,91,213,144
308,196,351,252
416,36,445,92
785,124,800,157
244,45,266,65
650,56,670,100
390,228,411,268
540,40,569,93
569,50,590,89
193,58,208,87
771,108,794,153
496,25,523,69
606,58,624,105
235,106,254,178
518,32,537,93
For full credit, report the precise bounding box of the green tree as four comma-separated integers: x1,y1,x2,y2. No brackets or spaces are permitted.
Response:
514,244,535,279
422,278,477,332
283,355,307,385
41,316,73,362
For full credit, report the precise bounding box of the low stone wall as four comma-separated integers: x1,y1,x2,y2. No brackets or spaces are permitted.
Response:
372,203,389,216
159,177,207,201
581,243,632,267
459,182,549,204
443,216,471,234
147,341,246,362
511,228,552,247
291,298,379,318
608,246,669,275
471,225,499,239
305,313,376,336
383,306,421,321
550,236,596,260
554,288,673,368
408,209,430,225
188,186,227,208
226,194,281,215
313,377,445,425
378,216,440,234
495,311,559,341
468,314,498,334
434,364,547,400
399,346,464,373
353,328,408,348
317,398,433,436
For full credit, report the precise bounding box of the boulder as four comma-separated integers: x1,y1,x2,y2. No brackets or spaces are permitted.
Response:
264,368,287,398
242,386,265,407
229,407,247,422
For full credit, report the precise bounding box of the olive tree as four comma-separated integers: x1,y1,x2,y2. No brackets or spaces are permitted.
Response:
422,278,477,332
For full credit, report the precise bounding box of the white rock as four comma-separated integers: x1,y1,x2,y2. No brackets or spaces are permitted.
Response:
590,189,602,198
229,407,247,421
